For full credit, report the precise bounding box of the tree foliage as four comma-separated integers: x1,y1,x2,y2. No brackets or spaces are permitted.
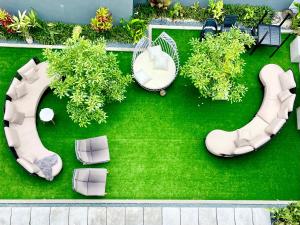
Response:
181,28,255,103
44,27,132,127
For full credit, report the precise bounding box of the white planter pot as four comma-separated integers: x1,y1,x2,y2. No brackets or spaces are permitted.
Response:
25,36,33,44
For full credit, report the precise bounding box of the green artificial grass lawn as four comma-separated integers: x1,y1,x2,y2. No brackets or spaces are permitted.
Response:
0,30,300,199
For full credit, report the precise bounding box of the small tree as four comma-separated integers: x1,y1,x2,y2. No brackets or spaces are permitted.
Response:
181,28,255,103
44,26,132,127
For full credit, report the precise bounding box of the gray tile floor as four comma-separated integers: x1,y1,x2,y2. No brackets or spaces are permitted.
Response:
0,206,272,225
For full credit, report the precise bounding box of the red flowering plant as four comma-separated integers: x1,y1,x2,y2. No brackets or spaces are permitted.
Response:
0,9,14,33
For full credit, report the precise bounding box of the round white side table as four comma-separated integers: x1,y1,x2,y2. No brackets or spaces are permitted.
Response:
39,108,55,124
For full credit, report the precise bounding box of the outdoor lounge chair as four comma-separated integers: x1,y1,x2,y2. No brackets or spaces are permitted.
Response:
200,18,218,40
221,15,238,32
75,135,110,164
250,12,291,57
72,168,108,196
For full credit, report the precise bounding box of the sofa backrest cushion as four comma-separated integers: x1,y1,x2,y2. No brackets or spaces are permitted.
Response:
265,118,286,135
17,158,40,174
15,82,28,99
278,90,292,102
6,78,21,100
4,101,25,125
279,70,296,90
4,127,20,148
22,67,39,83
281,94,296,112
17,59,37,76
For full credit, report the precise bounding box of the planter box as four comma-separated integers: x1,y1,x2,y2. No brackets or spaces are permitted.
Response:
290,36,300,63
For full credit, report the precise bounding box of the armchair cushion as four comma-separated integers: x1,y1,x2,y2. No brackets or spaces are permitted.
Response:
153,54,169,71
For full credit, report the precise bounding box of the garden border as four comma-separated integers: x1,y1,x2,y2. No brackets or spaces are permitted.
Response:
0,19,294,52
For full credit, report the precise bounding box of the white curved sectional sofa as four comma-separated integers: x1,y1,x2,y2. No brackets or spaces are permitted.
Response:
206,64,296,157
4,59,62,180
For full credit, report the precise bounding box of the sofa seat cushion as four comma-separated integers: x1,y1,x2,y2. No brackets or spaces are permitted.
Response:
249,133,271,149
135,69,152,85
4,101,25,125
239,116,269,139
17,158,40,174
88,182,106,196
279,70,296,90
233,146,254,155
257,98,281,123
22,67,39,83
265,118,286,135
6,78,21,100
4,127,20,148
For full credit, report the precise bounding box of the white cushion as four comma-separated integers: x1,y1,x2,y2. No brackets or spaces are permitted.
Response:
234,139,249,148
147,45,162,61
6,78,21,100
22,67,39,83
265,118,286,135
279,70,296,90
233,146,254,155
4,127,20,148
281,94,296,112
15,82,28,99
278,90,292,102
249,134,270,149
278,106,289,119
153,54,169,71
17,59,37,76
4,101,25,125
17,158,40,174
135,69,152,85
237,129,251,141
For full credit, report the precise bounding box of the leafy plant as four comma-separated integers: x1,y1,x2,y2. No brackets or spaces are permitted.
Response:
208,0,224,20
271,202,300,225
8,10,41,38
90,7,113,32
291,2,300,35
43,27,132,127
149,0,172,10
0,8,14,33
243,7,255,21
121,18,147,43
169,2,185,20
181,28,255,103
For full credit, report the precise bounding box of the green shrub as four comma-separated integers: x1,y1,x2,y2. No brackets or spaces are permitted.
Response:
181,28,255,103
223,4,273,27
90,7,113,32
208,0,224,21
43,27,132,127
121,18,147,43
271,202,300,225
169,2,185,20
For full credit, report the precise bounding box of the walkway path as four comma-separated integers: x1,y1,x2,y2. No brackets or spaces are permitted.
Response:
0,205,272,225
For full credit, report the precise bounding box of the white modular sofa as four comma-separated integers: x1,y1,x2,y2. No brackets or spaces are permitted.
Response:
205,64,296,157
4,59,62,180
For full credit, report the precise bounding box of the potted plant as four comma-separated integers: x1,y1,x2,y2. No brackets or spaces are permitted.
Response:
9,10,41,44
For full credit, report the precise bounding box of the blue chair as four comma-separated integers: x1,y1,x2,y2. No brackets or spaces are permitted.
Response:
201,18,218,40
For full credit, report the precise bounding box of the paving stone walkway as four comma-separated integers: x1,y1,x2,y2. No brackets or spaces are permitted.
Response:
0,206,272,225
